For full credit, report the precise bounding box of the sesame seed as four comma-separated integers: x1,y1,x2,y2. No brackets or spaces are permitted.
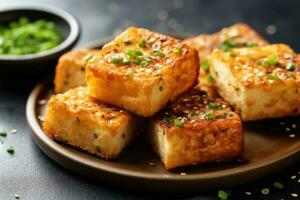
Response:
289,134,295,138
38,99,47,105
148,162,156,166
10,129,17,134
180,172,187,176
38,116,44,122
298,179,300,183
291,175,296,179
245,192,251,196
280,122,285,125
292,124,296,128
291,193,298,198
286,127,291,131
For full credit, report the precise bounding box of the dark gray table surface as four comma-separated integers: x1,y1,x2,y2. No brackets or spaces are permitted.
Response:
0,0,300,199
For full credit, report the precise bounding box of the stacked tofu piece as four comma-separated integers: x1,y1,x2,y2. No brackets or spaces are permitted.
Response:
43,23,300,170
184,23,268,96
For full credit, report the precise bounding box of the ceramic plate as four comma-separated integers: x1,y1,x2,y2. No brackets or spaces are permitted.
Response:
26,39,300,193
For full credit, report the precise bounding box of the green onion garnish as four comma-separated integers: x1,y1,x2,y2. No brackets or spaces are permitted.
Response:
112,56,121,64
219,40,237,52
273,181,284,189
218,190,229,200
0,131,7,137
208,102,222,110
206,74,214,83
204,111,216,120
154,50,165,57
261,188,270,195
139,40,146,48
173,46,182,53
286,64,296,71
174,119,184,127
6,146,15,154
201,59,210,72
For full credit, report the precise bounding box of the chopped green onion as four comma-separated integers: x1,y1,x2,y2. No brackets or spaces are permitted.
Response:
6,146,15,154
126,71,134,77
261,188,270,195
123,58,131,65
83,54,93,62
112,56,121,64
201,59,210,72
261,54,279,67
164,116,175,124
219,40,237,52
208,102,222,110
174,119,184,127
0,131,7,137
245,42,258,47
133,57,142,65
268,74,280,80
135,50,143,56
92,144,101,152
173,46,182,53
154,50,165,57
190,111,197,116
218,190,229,200
204,111,216,120
273,181,284,189
229,53,236,57
206,74,214,83
139,40,146,48
126,50,136,58
140,60,148,67
286,64,296,71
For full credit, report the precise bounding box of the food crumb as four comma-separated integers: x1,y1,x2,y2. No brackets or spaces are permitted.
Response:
38,115,44,122
291,193,298,198
180,172,187,176
10,129,17,134
38,99,47,105
291,175,296,179
14,194,20,199
286,127,291,132
289,134,295,138
148,162,156,166
245,191,251,196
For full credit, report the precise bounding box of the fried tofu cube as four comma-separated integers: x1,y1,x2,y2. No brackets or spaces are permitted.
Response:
148,89,243,170
43,87,139,159
184,23,268,96
86,27,199,117
209,44,300,121
54,49,99,93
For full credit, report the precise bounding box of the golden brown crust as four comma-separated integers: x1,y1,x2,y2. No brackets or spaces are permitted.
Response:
210,44,300,121
184,23,268,96
149,89,243,169
54,49,99,93
43,87,138,159
86,27,199,117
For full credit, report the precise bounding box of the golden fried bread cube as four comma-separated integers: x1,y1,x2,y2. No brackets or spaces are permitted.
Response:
184,23,268,96
148,89,243,170
54,49,99,93
43,87,139,159
209,44,300,121
86,27,199,117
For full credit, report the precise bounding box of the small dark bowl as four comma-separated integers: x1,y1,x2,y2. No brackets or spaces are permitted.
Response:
0,4,80,71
